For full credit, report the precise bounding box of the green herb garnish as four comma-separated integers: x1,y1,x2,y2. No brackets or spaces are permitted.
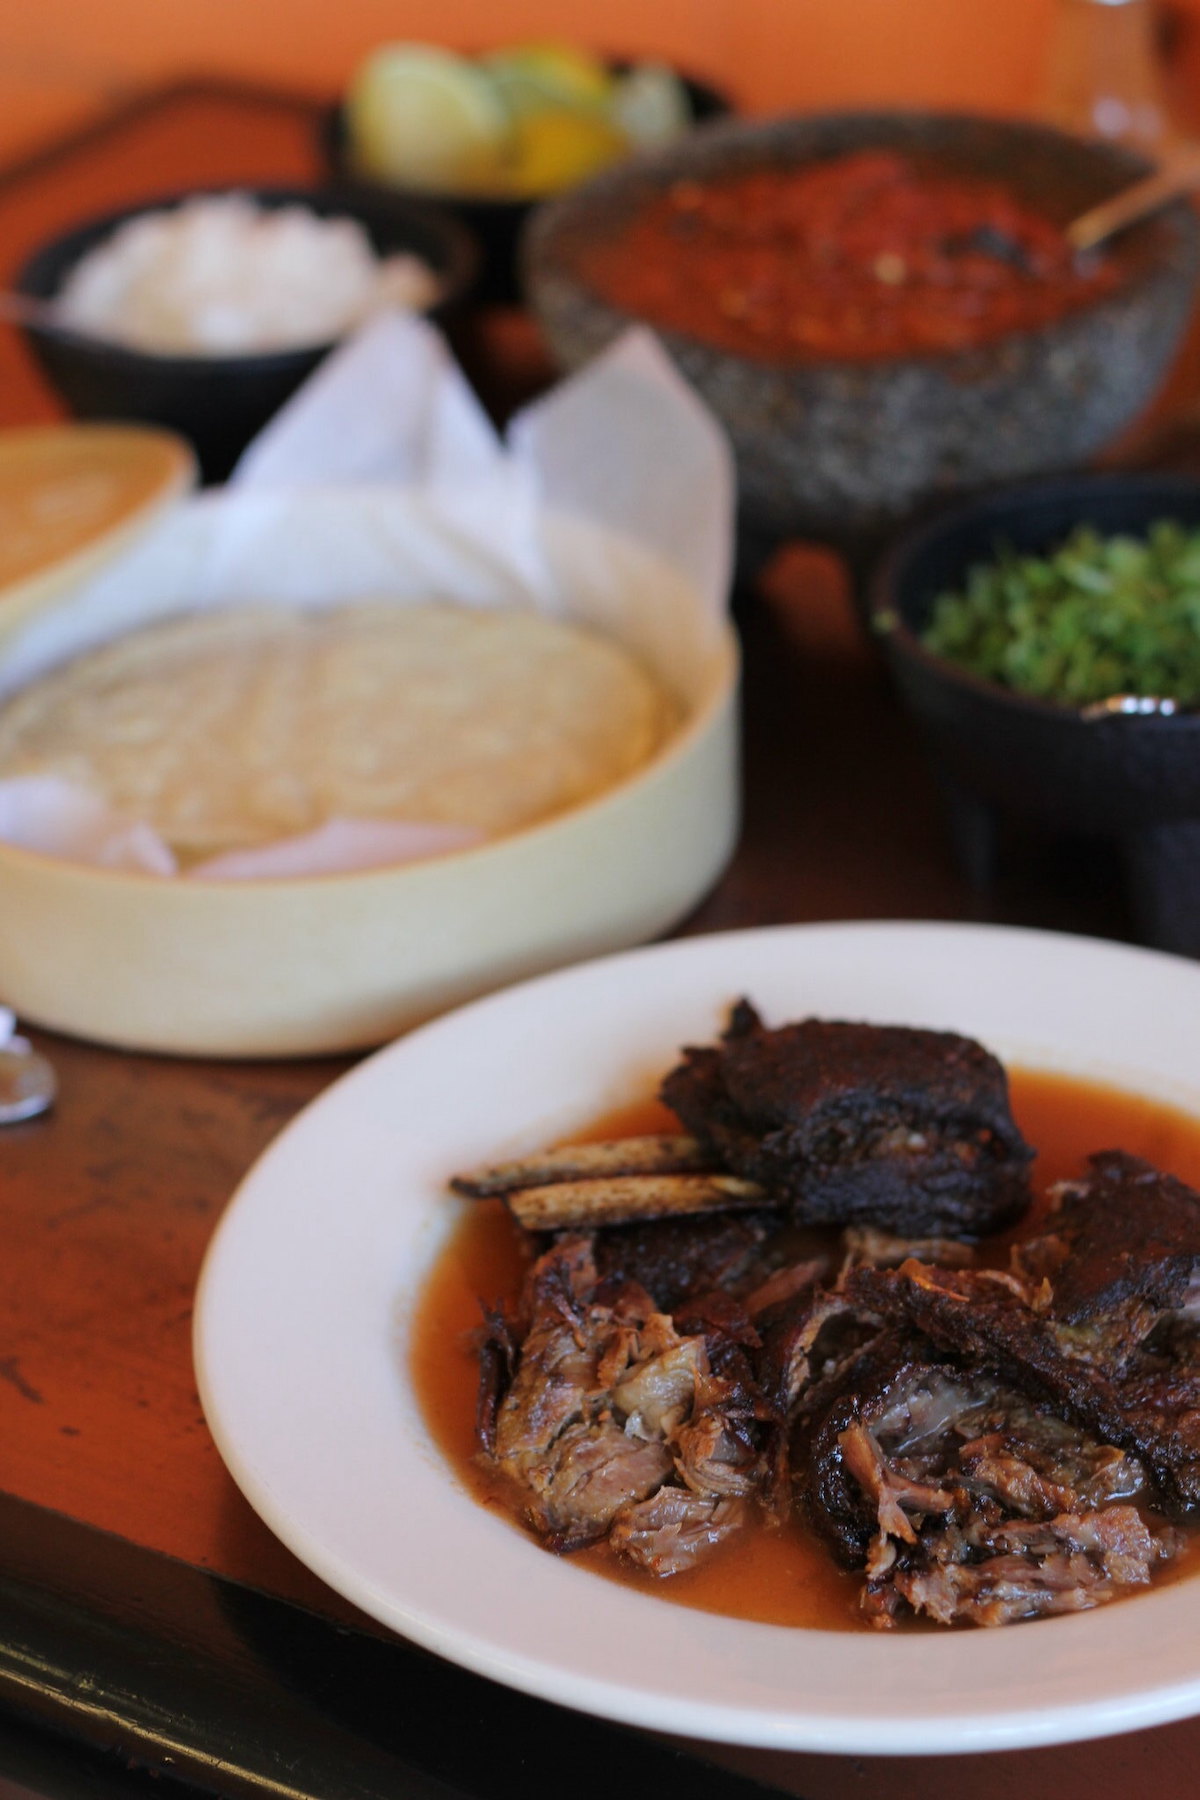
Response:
920,519,1200,707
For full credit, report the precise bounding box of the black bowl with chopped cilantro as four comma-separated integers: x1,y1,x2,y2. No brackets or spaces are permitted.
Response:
869,472,1200,957
921,517,1200,709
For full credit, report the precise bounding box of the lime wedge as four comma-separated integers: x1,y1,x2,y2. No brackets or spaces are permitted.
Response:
346,44,514,191
507,107,630,194
481,42,614,114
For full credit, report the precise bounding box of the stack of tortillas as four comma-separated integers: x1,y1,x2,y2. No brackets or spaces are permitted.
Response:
0,423,195,635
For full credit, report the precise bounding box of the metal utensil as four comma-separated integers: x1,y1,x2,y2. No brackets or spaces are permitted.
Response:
0,1039,56,1123
0,1008,56,1124
0,290,70,332
1080,692,1182,719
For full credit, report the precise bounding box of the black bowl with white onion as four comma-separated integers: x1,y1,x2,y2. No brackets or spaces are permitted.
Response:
13,184,479,481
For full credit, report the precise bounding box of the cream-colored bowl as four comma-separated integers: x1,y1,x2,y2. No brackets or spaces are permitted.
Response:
0,524,738,1057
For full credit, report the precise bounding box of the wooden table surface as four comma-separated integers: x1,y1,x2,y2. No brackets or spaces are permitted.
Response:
2,78,1200,1800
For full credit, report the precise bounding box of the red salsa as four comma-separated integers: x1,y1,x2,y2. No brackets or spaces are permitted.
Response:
577,149,1123,362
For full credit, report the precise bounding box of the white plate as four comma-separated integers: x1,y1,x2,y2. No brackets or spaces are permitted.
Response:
193,920,1200,1756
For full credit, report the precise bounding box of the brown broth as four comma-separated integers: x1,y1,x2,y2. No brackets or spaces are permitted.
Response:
410,1068,1200,1629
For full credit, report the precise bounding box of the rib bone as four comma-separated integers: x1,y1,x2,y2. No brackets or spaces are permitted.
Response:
450,1134,715,1199
499,1172,767,1232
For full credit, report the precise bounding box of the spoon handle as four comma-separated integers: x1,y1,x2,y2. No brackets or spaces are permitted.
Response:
0,291,56,328
1067,149,1200,254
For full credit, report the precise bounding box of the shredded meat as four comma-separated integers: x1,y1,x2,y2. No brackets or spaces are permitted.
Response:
841,1224,978,1271
486,1238,677,1548
608,1490,748,1576
797,1338,1177,1627
891,1506,1172,1628
481,1234,769,1570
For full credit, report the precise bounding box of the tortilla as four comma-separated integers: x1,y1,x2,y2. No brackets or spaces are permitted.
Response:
0,424,194,628
0,600,678,862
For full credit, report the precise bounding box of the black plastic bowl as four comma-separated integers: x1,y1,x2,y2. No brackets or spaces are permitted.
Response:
14,184,479,482
870,472,1200,957
320,68,730,306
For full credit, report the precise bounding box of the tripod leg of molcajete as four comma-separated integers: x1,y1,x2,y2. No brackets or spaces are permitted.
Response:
1121,819,1200,958
934,769,1002,892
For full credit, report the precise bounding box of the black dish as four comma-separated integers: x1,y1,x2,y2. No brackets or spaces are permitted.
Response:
870,472,1200,958
319,68,730,307
13,183,479,482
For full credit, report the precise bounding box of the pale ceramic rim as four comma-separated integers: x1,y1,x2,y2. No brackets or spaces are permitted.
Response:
194,920,1200,1754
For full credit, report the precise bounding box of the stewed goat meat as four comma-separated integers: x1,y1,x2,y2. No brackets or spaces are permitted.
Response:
478,1232,772,1575
660,1000,1034,1236
797,1333,1177,1627
1018,1150,1200,1325
453,1006,1200,1626
850,1153,1200,1519
591,1210,781,1314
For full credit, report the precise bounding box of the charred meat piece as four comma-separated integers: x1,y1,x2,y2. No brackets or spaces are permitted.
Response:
660,1001,1034,1236
851,1177,1200,1522
756,1284,873,1423
593,1211,779,1314
797,1334,1178,1627
800,1336,983,1567
1022,1150,1200,1325
845,1260,1152,1485
752,1278,884,1522
480,1234,769,1570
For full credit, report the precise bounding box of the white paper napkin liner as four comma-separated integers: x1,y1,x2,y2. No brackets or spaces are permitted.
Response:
0,774,488,880
232,311,734,623
231,312,502,492
188,817,486,880
0,311,735,877
0,774,175,873
505,326,734,623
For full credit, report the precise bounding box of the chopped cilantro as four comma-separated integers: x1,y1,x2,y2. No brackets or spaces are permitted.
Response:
920,520,1200,707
